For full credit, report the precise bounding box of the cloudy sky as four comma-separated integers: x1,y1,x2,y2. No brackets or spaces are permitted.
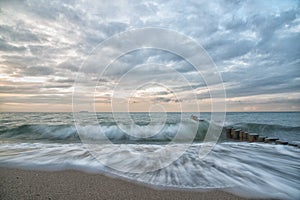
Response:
0,0,299,112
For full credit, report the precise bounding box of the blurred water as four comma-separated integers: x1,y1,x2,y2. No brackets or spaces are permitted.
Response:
0,112,299,199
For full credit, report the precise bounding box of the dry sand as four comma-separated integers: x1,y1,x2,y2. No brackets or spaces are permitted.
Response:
0,167,249,200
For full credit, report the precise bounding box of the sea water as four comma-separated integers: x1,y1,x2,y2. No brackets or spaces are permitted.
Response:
0,112,299,199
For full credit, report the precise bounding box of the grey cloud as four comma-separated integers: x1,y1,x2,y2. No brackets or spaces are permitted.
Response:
0,94,72,104
173,83,206,92
99,22,128,37
222,75,300,98
0,85,39,94
0,39,26,52
24,66,55,76
0,0,299,111
43,84,72,89
82,21,128,48
0,24,40,42
221,60,300,98
50,78,75,83
212,40,254,61
262,98,300,105
253,10,298,45
262,34,300,62
153,97,172,103
228,97,300,105
57,60,80,72
0,83,71,95
21,0,78,21
95,97,111,104
155,91,170,95
152,97,184,103
2,55,42,66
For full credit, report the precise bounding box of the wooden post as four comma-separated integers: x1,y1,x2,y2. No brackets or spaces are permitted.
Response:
264,137,279,143
231,128,236,139
232,129,241,140
248,133,259,142
226,127,232,138
257,136,266,142
275,140,288,145
243,132,248,141
240,131,244,141
288,141,300,147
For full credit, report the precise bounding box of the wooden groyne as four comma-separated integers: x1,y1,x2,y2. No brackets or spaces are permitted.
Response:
225,127,300,147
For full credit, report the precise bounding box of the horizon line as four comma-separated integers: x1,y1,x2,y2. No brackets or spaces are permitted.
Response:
1,111,299,113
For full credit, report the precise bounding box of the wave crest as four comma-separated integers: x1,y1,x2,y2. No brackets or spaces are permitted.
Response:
0,121,209,143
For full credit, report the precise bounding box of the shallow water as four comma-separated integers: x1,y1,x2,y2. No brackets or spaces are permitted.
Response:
0,112,299,199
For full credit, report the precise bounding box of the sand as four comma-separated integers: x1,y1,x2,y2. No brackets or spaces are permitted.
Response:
0,167,249,200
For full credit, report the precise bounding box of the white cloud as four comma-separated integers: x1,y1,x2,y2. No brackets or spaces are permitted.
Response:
0,0,299,111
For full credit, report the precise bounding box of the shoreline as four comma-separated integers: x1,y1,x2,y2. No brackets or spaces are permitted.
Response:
0,167,249,200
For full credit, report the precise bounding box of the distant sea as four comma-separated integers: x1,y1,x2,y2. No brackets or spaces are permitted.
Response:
0,112,299,199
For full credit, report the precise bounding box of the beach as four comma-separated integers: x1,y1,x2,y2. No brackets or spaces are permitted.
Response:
1,0,299,199
0,167,248,200
0,112,299,199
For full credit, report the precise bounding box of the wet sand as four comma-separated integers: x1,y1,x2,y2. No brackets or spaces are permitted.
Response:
0,167,251,200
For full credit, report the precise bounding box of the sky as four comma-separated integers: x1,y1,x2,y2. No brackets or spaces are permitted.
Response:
0,0,299,112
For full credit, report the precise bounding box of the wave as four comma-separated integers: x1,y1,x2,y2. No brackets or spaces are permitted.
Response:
1,120,299,143
0,120,209,143
0,124,79,141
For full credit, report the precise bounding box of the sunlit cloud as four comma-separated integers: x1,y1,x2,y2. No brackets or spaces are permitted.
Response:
0,0,299,112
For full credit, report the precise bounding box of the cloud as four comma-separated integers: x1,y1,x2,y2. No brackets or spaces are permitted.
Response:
23,66,55,76
0,24,40,42
0,39,26,52
0,0,299,111
0,85,38,94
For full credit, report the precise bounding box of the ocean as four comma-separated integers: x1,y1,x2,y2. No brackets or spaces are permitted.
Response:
0,112,299,199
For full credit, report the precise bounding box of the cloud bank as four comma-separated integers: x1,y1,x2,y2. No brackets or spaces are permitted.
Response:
0,0,299,112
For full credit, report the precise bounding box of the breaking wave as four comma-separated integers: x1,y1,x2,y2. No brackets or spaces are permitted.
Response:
1,120,299,143
0,120,209,143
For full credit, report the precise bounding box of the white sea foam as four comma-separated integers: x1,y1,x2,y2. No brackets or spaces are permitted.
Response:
1,112,300,199
0,142,299,199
